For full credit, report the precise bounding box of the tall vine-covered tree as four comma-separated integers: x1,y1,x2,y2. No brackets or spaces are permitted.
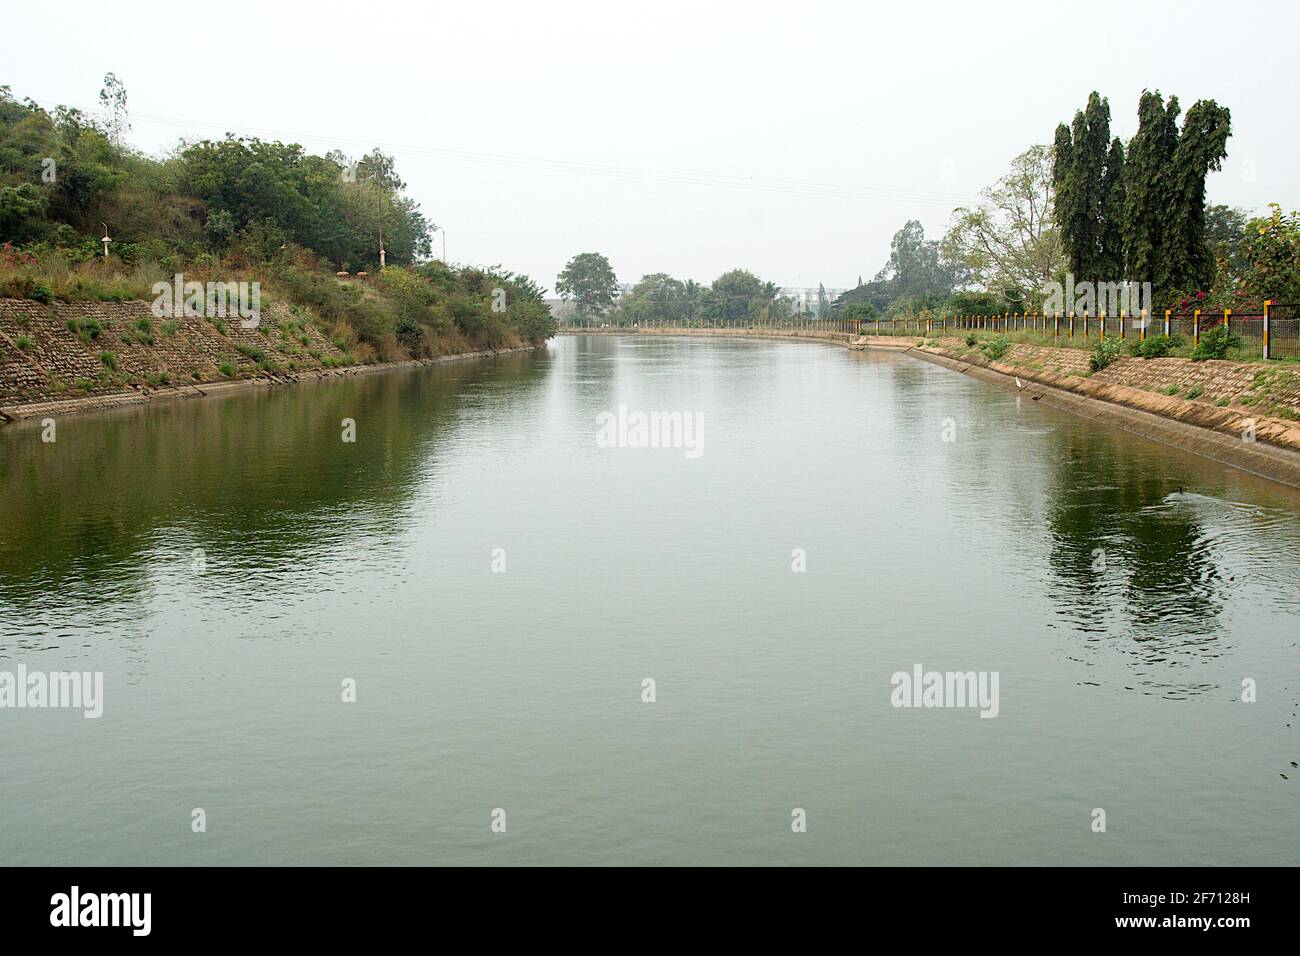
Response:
1120,92,1230,296
1121,91,1181,290
1099,138,1126,280
1052,92,1122,284
1162,100,1232,294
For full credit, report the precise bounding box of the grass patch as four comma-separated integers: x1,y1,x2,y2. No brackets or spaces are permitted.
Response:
235,342,267,364
65,316,103,343
132,317,156,346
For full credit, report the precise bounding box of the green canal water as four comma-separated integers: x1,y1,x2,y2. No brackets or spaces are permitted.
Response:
1,334,1296,865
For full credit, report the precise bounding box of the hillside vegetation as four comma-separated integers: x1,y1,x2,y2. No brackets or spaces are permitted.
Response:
0,80,555,364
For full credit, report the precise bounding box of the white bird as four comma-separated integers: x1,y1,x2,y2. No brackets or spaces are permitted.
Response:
1015,377,1025,390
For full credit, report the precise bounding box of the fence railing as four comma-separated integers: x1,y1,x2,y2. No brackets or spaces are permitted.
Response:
557,303,1298,360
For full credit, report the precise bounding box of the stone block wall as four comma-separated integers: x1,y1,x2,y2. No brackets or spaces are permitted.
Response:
0,298,350,403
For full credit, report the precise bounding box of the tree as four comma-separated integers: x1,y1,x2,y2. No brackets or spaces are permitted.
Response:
838,220,966,315
1204,203,1249,281
98,73,129,146
943,145,1065,308
556,252,618,319
622,272,686,325
682,279,705,325
1053,92,1124,283
1098,137,1125,279
1163,99,1231,294
840,300,880,322
701,268,766,325
1121,91,1180,290
1057,90,1231,304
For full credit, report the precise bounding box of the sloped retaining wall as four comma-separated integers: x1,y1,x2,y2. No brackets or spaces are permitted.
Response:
0,298,536,423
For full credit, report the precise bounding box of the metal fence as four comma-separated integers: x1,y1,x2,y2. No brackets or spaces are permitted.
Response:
1269,304,1300,360
558,304,1300,359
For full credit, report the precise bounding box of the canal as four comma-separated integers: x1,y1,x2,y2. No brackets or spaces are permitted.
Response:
1,334,1296,865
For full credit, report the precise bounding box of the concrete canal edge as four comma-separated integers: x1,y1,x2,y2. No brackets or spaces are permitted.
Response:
558,327,1300,489
908,346,1300,490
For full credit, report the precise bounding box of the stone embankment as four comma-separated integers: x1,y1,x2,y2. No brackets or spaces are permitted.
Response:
0,298,533,422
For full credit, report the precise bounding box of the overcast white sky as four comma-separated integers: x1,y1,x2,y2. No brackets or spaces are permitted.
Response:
4,0,1296,291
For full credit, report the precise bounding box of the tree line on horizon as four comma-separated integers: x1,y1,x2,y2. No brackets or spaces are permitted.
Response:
554,253,793,327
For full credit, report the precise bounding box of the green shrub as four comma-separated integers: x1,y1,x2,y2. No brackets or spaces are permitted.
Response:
162,320,181,336
1158,383,1180,396
99,351,118,371
978,335,1011,361
30,282,53,303
1129,334,1181,359
218,361,237,378
1183,384,1203,400
1089,336,1123,371
1191,323,1241,361
964,333,978,347
16,334,31,350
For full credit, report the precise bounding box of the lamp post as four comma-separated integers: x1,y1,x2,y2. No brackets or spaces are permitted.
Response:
100,223,112,260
